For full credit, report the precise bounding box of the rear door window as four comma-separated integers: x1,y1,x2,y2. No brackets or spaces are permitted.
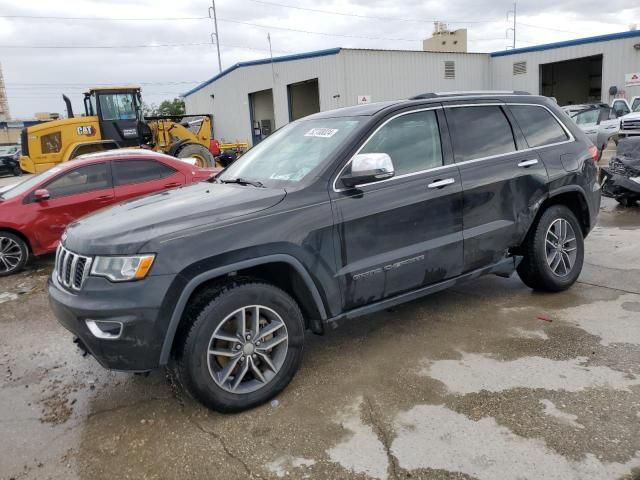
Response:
44,163,111,199
359,110,443,176
112,160,177,186
509,105,569,147
446,106,516,162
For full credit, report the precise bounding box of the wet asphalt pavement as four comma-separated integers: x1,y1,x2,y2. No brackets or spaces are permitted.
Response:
1,170,640,479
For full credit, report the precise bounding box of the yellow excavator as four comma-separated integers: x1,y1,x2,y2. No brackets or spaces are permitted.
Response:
20,86,215,173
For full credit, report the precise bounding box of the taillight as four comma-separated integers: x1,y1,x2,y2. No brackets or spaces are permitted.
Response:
588,145,599,163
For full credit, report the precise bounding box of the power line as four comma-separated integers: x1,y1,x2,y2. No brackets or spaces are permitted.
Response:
246,0,496,24
0,4,499,25
218,17,421,42
0,14,208,21
518,22,581,35
0,42,292,53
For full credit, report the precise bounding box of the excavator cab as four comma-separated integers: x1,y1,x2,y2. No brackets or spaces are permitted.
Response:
83,87,145,148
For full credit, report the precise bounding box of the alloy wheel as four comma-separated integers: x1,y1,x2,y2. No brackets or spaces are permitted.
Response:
206,305,289,394
0,236,23,274
545,218,577,277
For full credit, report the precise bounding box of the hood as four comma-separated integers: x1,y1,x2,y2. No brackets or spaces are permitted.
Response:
64,182,286,255
616,137,640,166
622,111,640,121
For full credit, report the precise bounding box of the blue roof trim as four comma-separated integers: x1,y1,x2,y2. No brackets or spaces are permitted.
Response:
491,29,640,57
183,47,341,97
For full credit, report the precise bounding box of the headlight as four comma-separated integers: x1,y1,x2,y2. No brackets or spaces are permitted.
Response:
90,254,155,282
631,177,640,184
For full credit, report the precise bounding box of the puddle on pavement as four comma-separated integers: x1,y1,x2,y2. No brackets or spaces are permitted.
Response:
422,353,640,394
555,293,640,346
539,399,584,429
390,404,640,480
326,397,389,480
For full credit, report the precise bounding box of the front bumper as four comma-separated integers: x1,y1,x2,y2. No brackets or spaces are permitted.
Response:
601,169,640,199
49,272,176,371
618,130,640,138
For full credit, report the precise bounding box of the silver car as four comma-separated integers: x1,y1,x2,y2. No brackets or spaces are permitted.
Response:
562,104,619,158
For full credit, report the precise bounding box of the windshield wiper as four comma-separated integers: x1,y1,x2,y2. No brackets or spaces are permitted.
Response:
220,177,265,188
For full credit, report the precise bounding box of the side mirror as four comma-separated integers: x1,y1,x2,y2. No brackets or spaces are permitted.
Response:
34,189,50,201
341,153,394,188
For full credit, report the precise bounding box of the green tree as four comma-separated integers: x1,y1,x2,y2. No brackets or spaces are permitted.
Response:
156,98,186,116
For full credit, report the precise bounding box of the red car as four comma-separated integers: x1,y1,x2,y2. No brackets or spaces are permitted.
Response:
0,149,218,276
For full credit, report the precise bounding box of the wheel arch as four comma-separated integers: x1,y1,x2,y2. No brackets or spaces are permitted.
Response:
521,187,592,248
65,140,119,160
0,227,33,254
159,254,328,365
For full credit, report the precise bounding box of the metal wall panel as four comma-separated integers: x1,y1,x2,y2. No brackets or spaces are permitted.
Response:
490,37,640,102
184,54,342,144
340,49,490,105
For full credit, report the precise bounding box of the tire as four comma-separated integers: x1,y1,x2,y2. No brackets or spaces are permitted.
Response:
176,144,214,168
0,231,29,276
517,205,584,292
617,197,637,207
172,278,305,412
12,165,22,176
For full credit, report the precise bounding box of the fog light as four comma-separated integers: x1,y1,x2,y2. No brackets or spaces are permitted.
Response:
86,320,123,340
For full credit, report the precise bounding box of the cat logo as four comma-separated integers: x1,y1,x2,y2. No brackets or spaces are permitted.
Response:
76,126,96,137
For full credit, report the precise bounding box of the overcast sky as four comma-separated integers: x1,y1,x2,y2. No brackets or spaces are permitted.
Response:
0,0,638,118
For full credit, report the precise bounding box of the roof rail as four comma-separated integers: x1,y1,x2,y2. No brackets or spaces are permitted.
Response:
409,90,531,100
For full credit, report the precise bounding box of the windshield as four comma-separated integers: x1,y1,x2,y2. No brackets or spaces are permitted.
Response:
0,167,63,200
98,93,138,121
633,102,640,113
572,109,599,126
218,117,363,187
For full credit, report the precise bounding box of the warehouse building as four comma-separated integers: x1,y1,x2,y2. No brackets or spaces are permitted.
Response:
184,30,640,146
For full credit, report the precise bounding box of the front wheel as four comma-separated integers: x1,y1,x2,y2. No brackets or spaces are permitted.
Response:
173,279,305,412
12,165,22,176
517,205,584,292
0,232,28,276
176,144,215,168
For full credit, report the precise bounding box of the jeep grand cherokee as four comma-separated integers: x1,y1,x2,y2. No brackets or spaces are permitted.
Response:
49,92,601,412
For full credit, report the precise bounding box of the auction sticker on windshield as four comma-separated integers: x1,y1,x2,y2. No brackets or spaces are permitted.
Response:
304,128,339,138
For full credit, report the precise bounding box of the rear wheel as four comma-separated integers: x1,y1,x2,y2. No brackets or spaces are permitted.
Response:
0,232,28,276
173,278,304,412
12,165,22,176
176,144,214,168
517,205,584,292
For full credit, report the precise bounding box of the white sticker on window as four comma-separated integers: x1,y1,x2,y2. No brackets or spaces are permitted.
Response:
304,128,338,138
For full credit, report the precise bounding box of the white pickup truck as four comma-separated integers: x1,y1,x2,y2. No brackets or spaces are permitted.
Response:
612,97,640,139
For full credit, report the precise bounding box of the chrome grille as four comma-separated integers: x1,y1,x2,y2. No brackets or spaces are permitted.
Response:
622,119,640,131
55,245,92,290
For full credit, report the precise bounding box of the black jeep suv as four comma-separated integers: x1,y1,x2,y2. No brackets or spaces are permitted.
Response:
50,93,600,412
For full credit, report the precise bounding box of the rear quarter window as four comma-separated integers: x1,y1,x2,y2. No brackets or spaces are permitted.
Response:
509,105,569,148
112,160,177,186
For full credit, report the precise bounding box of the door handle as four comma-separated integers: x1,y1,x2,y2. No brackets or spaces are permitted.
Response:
517,159,538,168
164,182,181,188
95,195,112,202
427,178,455,189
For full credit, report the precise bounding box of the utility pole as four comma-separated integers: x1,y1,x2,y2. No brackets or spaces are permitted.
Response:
209,0,222,72
506,2,517,49
267,33,276,84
